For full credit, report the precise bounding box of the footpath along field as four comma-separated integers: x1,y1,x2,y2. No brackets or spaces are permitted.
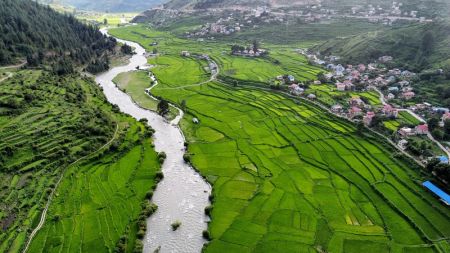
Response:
110,25,450,253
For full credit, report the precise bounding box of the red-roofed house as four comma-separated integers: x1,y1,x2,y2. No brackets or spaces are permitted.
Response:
363,111,376,126
442,112,450,122
403,91,415,100
336,82,346,91
358,64,366,72
415,124,429,135
382,104,399,118
349,106,362,118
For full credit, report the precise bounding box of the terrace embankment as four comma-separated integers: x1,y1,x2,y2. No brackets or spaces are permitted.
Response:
96,28,211,253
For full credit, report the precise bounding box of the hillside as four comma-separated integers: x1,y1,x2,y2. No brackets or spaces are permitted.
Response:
313,22,450,71
163,0,317,9
39,0,165,12
0,0,115,66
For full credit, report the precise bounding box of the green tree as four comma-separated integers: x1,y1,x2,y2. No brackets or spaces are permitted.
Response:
157,99,169,115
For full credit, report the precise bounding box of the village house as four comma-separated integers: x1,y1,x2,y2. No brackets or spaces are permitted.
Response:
442,112,450,122
349,96,365,107
357,64,366,72
287,75,295,82
415,124,429,135
433,107,450,114
378,55,393,63
289,84,304,95
307,94,317,100
331,104,343,113
402,91,415,100
313,80,322,85
388,86,399,93
399,127,415,136
336,82,346,91
387,93,396,100
349,107,363,118
363,111,376,126
388,69,402,76
398,80,410,87
398,139,409,150
382,104,399,118
181,51,190,57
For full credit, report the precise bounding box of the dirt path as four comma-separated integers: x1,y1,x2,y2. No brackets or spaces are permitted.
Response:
0,72,13,83
22,123,119,253
0,61,26,70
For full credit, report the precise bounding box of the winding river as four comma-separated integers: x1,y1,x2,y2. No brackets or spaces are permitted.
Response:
96,28,211,253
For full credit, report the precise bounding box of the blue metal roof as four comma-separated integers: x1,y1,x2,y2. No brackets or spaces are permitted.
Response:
439,156,449,163
423,181,450,204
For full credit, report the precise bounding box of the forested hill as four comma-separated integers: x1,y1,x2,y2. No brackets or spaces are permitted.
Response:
0,0,116,66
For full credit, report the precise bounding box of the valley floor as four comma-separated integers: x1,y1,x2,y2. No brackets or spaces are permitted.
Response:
108,25,450,253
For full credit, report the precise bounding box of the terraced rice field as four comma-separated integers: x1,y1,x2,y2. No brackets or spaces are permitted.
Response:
28,118,159,253
151,82,450,253
0,70,119,252
306,84,382,107
111,25,450,253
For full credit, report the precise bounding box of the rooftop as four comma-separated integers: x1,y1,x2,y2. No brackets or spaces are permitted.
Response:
423,181,450,205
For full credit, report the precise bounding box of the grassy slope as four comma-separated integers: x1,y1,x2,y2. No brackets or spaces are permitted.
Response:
111,25,450,253
0,69,159,253
314,22,450,70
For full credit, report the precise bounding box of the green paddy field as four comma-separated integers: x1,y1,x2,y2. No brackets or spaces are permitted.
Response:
108,25,450,253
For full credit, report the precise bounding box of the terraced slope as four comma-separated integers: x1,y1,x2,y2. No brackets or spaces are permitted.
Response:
0,70,159,253
156,82,450,253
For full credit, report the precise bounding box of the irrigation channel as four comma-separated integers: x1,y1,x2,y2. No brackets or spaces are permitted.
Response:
97,28,211,253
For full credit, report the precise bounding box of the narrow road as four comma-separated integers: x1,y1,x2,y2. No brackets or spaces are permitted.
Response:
22,123,119,253
0,72,13,83
0,61,26,70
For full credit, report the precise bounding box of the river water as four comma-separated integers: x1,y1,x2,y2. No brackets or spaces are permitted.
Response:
96,28,211,253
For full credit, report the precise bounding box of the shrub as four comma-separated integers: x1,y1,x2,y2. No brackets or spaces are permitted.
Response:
183,154,191,163
133,239,143,253
155,171,164,182
171,220,181,231
145,191,153,200
202,230,211,240
204,205,212,216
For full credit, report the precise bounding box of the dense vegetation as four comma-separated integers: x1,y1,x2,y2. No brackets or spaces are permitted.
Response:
39,0,164,12
0,0,116,66
111,25,450,253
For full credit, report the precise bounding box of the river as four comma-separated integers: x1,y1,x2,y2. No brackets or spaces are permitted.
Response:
96,28,211,253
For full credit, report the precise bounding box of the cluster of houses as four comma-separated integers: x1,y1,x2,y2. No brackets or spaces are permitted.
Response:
231,44,267,57
309,54,420,103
